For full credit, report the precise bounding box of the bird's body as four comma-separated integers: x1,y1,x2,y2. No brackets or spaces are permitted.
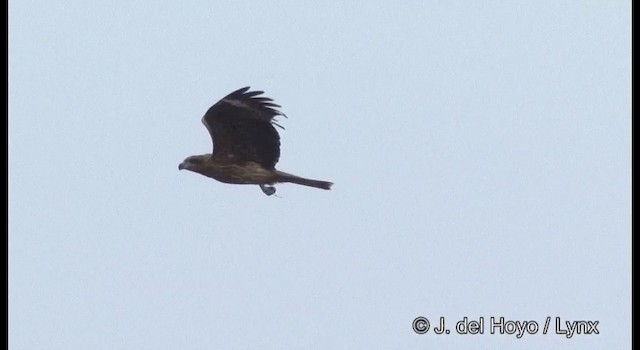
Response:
179,87,332,195
180,155,277,184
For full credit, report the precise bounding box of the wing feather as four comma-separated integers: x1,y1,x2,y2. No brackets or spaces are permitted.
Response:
201,87,286,169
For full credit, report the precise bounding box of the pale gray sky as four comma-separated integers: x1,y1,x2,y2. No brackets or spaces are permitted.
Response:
9,1,631,349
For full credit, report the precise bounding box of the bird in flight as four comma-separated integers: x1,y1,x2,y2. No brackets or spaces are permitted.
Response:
179,87,333,196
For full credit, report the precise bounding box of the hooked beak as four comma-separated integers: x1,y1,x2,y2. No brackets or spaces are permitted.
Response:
178,162,186,170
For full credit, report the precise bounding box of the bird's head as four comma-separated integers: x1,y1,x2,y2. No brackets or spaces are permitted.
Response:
178,154,210,172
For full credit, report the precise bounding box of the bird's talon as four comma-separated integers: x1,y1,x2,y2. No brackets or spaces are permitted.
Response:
260,185,276,196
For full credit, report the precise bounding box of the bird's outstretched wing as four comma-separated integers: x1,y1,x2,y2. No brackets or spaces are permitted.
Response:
202,87,286,169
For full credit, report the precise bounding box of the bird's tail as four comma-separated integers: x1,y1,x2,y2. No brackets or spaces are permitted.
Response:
276,171,333,190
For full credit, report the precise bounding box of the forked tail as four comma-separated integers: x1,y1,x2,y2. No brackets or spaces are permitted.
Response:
276,171,333,190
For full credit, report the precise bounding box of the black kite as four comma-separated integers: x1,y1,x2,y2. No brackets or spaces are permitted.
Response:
179,87,333,195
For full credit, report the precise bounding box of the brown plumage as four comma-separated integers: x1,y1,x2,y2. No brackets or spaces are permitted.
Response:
179,87,333,196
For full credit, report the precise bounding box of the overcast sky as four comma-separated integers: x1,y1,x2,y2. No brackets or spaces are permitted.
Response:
9,1,630,349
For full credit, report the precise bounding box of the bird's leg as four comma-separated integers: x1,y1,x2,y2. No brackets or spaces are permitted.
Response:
259,184,276,196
